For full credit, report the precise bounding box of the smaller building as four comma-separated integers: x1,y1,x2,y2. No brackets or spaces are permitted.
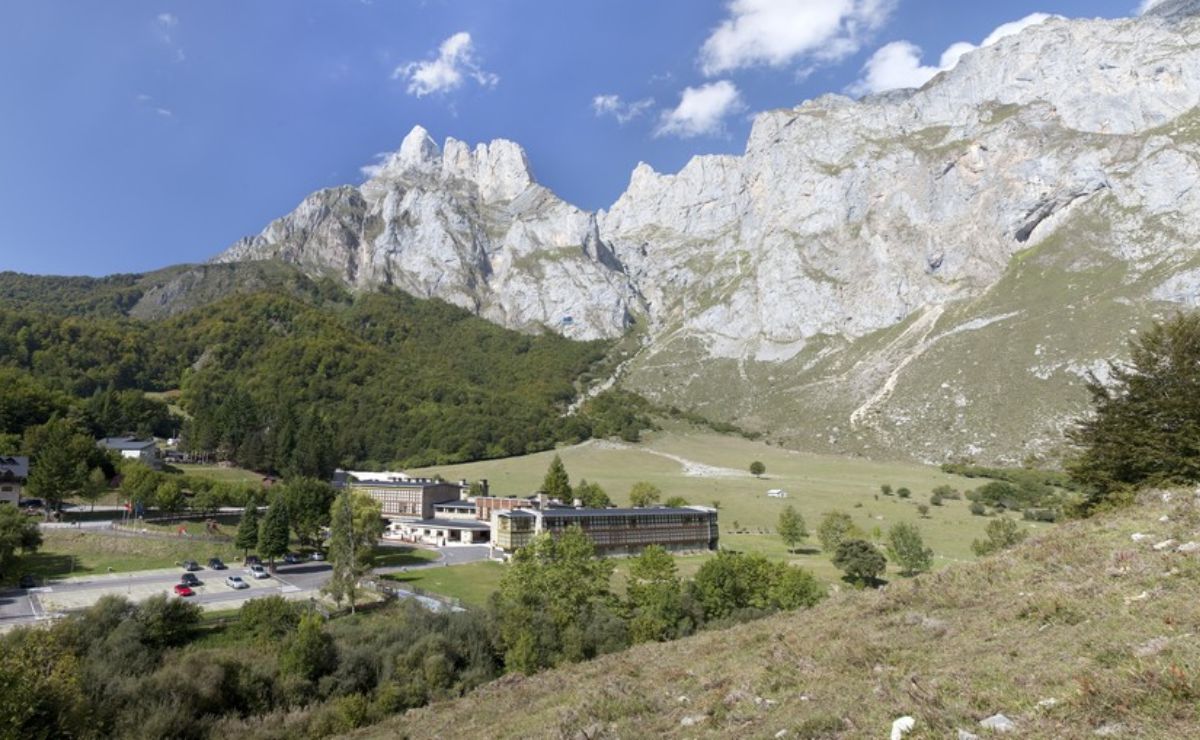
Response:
432,500,478,520
386,517,492,546
766,489,788,498
0,456,29,506
99,437,160,469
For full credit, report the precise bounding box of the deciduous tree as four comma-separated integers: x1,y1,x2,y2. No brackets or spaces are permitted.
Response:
832,539,887,586
777,505,808,552
886,522,933,576
324,490,384,613
628,481,662,508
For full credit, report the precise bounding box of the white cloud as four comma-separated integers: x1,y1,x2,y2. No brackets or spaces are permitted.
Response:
655,80,744,138
156,13,178,28
1138,0,1167,13
850,13,1052,96
155,107,173,117
700,0,895,75
358,151,391,180
153,12,185,62
394,32,498,97
592,94,655,124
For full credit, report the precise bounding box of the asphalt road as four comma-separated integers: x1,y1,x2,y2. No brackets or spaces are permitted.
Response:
0,543,492,630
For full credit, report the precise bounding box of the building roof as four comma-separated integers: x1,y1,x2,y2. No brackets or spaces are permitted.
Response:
399,517,492,531
0,456,29,480
500,505,716,519
98,436,156,451
350,478,455,490
434,501,476,510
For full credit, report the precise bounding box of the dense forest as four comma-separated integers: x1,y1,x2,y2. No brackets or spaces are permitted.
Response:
0,267,648,473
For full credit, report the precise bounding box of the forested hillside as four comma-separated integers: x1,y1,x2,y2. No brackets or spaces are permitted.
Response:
0,268,631,472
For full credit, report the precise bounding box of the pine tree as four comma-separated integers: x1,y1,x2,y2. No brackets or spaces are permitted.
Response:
235,498,260,559
541,454,571,501
257,493,291,568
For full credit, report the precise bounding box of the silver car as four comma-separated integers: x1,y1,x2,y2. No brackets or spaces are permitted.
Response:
248,564,269,579
225,575,249,590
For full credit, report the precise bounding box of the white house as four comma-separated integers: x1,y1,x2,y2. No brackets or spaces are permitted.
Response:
0,456,29,505
766,489,788,498
99,437,161,469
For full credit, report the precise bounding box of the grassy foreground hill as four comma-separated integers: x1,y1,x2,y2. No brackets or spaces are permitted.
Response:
355,491,1200,739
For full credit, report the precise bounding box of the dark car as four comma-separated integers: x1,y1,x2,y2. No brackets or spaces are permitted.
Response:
18,498,42,509
181,560,201,571
180,572,201,587
244,555,262,566
207,557,227,570
282,553,301,564
18,574,35,589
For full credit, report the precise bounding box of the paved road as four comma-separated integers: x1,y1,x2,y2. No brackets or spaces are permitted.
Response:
0,543,493,630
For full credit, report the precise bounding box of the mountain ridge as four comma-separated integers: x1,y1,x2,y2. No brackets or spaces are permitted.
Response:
216,11,1200,465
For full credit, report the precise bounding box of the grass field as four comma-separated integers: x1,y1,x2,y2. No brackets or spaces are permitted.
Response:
6,530,247,586
372,545,441,569
382,561,505,607
174,463,263,485
410,423,1035,584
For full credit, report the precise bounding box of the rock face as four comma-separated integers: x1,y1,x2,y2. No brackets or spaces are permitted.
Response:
216,126,638,341
216,12,1200,463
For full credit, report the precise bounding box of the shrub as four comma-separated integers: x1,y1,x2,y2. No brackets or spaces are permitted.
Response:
969,501,987,516
880,484,893,496
930,493,944,506
917,504,930,517
816,511,863,553
897,487,911,499
971,517,1029,556
832,539,887,586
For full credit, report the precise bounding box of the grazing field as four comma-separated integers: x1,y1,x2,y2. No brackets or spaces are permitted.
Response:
382,561,505,607
372,545,441,568
412,423,1045,583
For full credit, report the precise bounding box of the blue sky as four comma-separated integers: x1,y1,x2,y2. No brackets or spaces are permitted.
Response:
0,0,1147,276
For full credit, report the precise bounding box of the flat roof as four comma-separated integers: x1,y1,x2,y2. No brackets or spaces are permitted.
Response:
396,518,491,531
351,479,455,489
500,506,716,519
434,501,476,509
99,437,156,451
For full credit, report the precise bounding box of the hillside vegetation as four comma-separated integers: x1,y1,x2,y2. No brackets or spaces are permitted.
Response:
358,491,1200,739
0,265,635,471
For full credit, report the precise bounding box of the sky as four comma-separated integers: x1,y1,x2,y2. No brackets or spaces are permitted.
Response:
0,0,1155,276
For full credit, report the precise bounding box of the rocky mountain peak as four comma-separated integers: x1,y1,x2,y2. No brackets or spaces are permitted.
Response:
394,124,440,172
1144,0,1200,19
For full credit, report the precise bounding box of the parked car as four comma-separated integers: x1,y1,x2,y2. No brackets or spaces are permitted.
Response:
225,575,249,590
18,574,35,589
207,557,227,570
282,553,301,564
173,584,194,597
180,572,201,587
309,551,325,561
244,555,262,566
248,564,269,579
181,560,201,571
18,498,42,509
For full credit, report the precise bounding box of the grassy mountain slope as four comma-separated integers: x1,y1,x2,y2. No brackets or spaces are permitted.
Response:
358,492,1200,739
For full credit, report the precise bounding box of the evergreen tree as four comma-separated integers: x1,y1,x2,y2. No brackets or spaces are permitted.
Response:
541,454,571,501
832,539,887,586
777,505,808,552
235,498,260,559
257,493,291,567
885,522,933,576
1070,312,1200,511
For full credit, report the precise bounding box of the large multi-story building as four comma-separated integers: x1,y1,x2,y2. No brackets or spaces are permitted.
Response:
346,477,463,519
493,505,719,556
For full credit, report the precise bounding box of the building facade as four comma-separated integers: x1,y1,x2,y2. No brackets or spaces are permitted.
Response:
0,456,29,506
494,506,719,556
99,437,160,469
348,477,463,519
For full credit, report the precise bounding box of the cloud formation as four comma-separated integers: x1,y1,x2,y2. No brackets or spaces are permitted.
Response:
700,0,895,75
851,13,1052,96
655,80,744,138
592,94,655,124
394,32,498,97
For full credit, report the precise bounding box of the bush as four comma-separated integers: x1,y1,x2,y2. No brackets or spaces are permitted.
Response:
816,511,863,553
917,504,930,517
930,494,943,506
880,484,893,496
239,595,303,642
969,501,987,516
971,517,1029,556
832,539,887,586
897,487,911,499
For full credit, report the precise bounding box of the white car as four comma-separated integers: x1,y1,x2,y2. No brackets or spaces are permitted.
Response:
248,564,269,579
225,575,249,590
